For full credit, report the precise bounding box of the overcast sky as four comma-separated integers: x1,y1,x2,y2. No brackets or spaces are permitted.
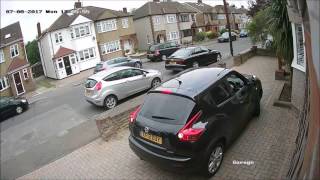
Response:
1,0,249,43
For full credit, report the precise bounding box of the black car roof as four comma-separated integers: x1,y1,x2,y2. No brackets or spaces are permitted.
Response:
150,67,232,99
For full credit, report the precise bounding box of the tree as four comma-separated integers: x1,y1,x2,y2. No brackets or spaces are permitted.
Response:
248,0,271,17
246,8,269,45
26,40,41,65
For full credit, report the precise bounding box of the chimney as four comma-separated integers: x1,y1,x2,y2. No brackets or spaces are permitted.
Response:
123,7,127,13
37,22,41,37
74,1,82,9
197,0,202,3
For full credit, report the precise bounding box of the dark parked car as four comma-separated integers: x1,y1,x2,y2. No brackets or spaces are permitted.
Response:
147,42,180,61
239,29,248,38
217,32,237,42
165,46,221,71
94,57,142,74
0,96,29,121
129,67,263,177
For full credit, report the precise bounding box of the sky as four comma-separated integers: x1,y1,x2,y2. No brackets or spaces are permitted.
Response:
1,0,250,43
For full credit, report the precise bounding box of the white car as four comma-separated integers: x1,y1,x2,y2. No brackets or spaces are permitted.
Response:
85,66,162,109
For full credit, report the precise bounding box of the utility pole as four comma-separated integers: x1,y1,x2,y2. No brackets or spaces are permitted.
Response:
223,0,234,56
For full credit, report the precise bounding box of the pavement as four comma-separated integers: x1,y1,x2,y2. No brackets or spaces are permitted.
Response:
18,56,299,180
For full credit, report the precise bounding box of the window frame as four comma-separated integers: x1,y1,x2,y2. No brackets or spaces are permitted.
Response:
122,18,129,28
96,19,117,33
78,47,96,61
54,32,63,43
100,40,121,55
70,23,91,39
291,23,306,72
0,76,9,92
153,16,161,25
166,14,176,23
22,68,29,80
0,49,4,63
10,44,19,58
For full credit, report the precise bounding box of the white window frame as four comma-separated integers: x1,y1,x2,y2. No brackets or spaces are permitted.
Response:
77,47,96,61
0,49,4,63
291,23,306,72
100,40,121,55
0,76,9,92
166,15,176,24
167,31,179,41
10,44,19,58
54,32,63,43
96,19,117,33
153,16,161,25
217,14,226,20
70,24,91,39
122,18,129,28
22,68,29,80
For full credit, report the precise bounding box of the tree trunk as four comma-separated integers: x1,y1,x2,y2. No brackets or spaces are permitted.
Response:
277,55,282,70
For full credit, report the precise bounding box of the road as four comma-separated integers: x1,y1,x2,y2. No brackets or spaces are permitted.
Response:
0,37,252,179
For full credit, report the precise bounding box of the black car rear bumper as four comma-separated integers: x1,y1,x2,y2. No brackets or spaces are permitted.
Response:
165,64,186,71
147,54,160,61
129,135,199,172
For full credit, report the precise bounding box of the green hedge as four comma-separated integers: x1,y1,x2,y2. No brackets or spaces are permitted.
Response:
206,31,219,39
195,31,207,41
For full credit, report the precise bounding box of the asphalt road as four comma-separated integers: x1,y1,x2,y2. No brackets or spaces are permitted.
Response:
0,37,252,179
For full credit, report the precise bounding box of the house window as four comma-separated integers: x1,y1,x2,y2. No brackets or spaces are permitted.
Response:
166,15,176,23
0,76,9,91
0,49,4,63
167,31,179,40
22,68,29,80
96,19,117,33
54,32,63,43
122,18,129,28
58,61,63,69
295,24,305,67
181,29,192,37
217,14,226,20
78,48,96,61
70,24,90,39
153,16,161,25
180,14,190,22
100,40,121,54
10,44,19,58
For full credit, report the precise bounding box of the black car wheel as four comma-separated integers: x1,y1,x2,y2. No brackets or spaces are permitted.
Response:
16,106,23,114
151,78,161,88
253,100,261,117
104,95,118,109
134,62,142,68
202,142,224,177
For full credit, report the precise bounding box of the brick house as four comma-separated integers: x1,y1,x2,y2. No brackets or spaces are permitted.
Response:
0,22,35,97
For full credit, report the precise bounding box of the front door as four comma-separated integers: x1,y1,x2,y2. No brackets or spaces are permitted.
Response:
13,72,25,95
63,56,73,76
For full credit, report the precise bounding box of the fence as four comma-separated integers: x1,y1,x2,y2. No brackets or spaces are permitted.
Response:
31,62,44,78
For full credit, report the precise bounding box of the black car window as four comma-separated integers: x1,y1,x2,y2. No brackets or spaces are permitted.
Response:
192,47,202,54
170,48,191,58
170,42,177,47
158,44,165,49
85,79,98,88
95,63,103,70
131,69,144,76
114,57,127,63
139,93,196,125
107,59,116,65
226,73,245,93
164,43,171,48
210,84,231,105
149,45,158,51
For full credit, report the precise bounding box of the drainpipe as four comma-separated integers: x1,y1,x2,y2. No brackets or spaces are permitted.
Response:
176,13,182,44
148,16,155,44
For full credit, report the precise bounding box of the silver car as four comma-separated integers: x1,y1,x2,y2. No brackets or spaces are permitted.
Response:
94,57,142,74
85,66,162,109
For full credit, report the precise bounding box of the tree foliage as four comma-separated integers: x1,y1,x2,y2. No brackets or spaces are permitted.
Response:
26,40,40,65
248,0,271,17
246,9,269,45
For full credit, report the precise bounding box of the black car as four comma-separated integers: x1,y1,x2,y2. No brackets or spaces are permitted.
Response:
129,67,262,177
165,46,221,71
217,32,237,43
0,96,29,121
147,42,180,61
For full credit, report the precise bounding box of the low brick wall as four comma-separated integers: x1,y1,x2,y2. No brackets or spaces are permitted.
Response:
233,46,276,66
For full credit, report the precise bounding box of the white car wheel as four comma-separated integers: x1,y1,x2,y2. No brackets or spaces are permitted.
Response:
16,106,23,114
104,96,117,109
193,62,199,68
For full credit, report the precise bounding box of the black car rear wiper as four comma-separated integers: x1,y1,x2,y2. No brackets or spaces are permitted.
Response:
152,116,175,120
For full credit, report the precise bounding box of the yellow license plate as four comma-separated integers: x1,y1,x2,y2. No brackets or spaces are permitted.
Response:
140,131,162,144
85,89,92,96
169,62,176,65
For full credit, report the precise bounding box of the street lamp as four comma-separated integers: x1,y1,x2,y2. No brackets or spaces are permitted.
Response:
223,0,234,56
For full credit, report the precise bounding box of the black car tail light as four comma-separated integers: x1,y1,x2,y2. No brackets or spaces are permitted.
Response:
154,50,160,56
177,110,204,142
129,106,141,123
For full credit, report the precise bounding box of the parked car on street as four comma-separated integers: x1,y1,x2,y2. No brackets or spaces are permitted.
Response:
165,46,221,71
129,67,263,177
217,32,237,42
239,29,248,38
147,42,180,62
94,57,142,74
85,66,162,109
0,96,29,121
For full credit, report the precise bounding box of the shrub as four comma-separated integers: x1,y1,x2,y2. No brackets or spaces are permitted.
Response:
206,31,219,39
220,28,227,35
195,31,207,41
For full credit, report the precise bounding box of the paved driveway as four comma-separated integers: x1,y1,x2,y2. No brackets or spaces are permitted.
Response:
19,56,299,179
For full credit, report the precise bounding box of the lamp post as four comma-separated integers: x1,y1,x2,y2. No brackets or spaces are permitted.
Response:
223,0,234,56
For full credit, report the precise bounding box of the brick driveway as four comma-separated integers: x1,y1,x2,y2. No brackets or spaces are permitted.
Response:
19,56,299,180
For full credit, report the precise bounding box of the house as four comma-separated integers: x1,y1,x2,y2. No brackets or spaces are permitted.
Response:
0,22,35,97
133,0,197,50
184,0,219,33
37,2,137,79
213,5,245,31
